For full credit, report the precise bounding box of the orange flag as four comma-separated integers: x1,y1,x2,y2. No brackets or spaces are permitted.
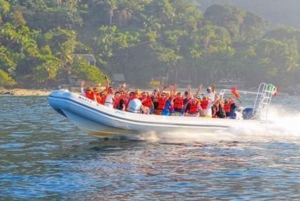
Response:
231,86,240,99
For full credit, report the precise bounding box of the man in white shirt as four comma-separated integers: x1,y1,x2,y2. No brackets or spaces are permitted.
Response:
206,87,215,102
105,87,114,108
204,86,215,117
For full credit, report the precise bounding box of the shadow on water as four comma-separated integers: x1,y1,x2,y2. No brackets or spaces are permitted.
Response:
66,137,146,153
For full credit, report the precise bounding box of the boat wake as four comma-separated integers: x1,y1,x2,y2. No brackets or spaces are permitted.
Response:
132,106,300,143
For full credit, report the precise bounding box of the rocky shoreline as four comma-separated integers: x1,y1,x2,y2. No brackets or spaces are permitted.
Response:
0,88,52,96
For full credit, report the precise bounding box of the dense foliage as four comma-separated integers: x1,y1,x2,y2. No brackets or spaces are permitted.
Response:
196,0,300,28
1,0,300,88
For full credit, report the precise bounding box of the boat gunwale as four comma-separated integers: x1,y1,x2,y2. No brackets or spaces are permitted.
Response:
48,92,233,129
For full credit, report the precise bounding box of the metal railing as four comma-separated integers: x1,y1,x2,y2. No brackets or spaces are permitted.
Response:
219,83,277,120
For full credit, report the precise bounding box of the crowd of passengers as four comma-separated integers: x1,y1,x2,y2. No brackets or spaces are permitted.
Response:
80,79,237,119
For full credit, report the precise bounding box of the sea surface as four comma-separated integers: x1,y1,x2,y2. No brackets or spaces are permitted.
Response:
1,94,300,200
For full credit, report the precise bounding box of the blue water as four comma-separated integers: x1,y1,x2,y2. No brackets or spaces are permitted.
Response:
1,95,300,200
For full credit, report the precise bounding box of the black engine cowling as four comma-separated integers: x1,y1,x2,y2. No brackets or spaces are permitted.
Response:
242,108,254,120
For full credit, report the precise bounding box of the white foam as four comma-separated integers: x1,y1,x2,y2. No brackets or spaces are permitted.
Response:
133,105,300,144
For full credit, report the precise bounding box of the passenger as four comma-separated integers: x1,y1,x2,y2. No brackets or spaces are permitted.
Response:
172,92,184,115
140,92,154,114
151,89,159,111
135,89,142,99
153,85,168,115
115,91,126,111
223,98,231,117
113,91,121,109
100,76,114,108
200,95,208,110
154,92,168,115
184,97,202,117
218,99,226,118
80,80,96,101
228,97,237,119
203,86,215,117
121,90,129,108
183,90,190,106
206,86,215,102
94,87,102,104
127,92,142,113
182,91,191,113
99,90,106,105
161,93,173,116
182,84,202,114
212,99,226,118
104,87,114,108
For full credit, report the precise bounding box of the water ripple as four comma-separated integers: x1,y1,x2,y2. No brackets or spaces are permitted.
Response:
1,96,300,200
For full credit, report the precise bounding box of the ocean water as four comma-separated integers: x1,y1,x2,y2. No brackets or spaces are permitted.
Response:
1,94,300,200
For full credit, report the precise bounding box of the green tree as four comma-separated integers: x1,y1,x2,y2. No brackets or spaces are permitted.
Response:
92,25,140,69
0,69,16,87
71,57,106,84
204,4,245,40
32,57,61,86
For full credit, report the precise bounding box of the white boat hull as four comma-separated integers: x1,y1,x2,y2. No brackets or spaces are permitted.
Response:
48,90,263,137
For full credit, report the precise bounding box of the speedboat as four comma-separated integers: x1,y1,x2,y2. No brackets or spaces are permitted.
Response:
48,83,277,138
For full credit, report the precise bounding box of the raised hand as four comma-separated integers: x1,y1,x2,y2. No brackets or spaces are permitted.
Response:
80,80,85,87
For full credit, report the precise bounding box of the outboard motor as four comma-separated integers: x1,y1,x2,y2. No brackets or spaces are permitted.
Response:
234,106,244,120
242,107,254,120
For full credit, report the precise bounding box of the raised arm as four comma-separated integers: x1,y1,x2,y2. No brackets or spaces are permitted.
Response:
105,76,110,91
211,83,216,94
194,84,203,98
80,80,85,96
155,85,167,98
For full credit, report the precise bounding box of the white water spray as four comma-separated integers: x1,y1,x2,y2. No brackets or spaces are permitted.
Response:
133,105,300,144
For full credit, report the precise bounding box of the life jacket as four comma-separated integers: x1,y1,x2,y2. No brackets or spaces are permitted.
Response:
116,98,125,110
157,97,167,110
95,93,102,103
113,96,121,108
200,99,209,109
100,95,106,105
173,97,183,110
189,101,199,114
123,96,129,107
223,102,232,113
141,96,153,107
85,92,95,101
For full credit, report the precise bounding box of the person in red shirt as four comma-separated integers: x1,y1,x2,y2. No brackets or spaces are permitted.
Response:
140,92,154,114
94,87,102,104
184,97,202,117
80,80,95,101
173,92,184,115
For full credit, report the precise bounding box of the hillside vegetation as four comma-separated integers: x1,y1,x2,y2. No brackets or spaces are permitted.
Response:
1,0,300,89
196,0,300,28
